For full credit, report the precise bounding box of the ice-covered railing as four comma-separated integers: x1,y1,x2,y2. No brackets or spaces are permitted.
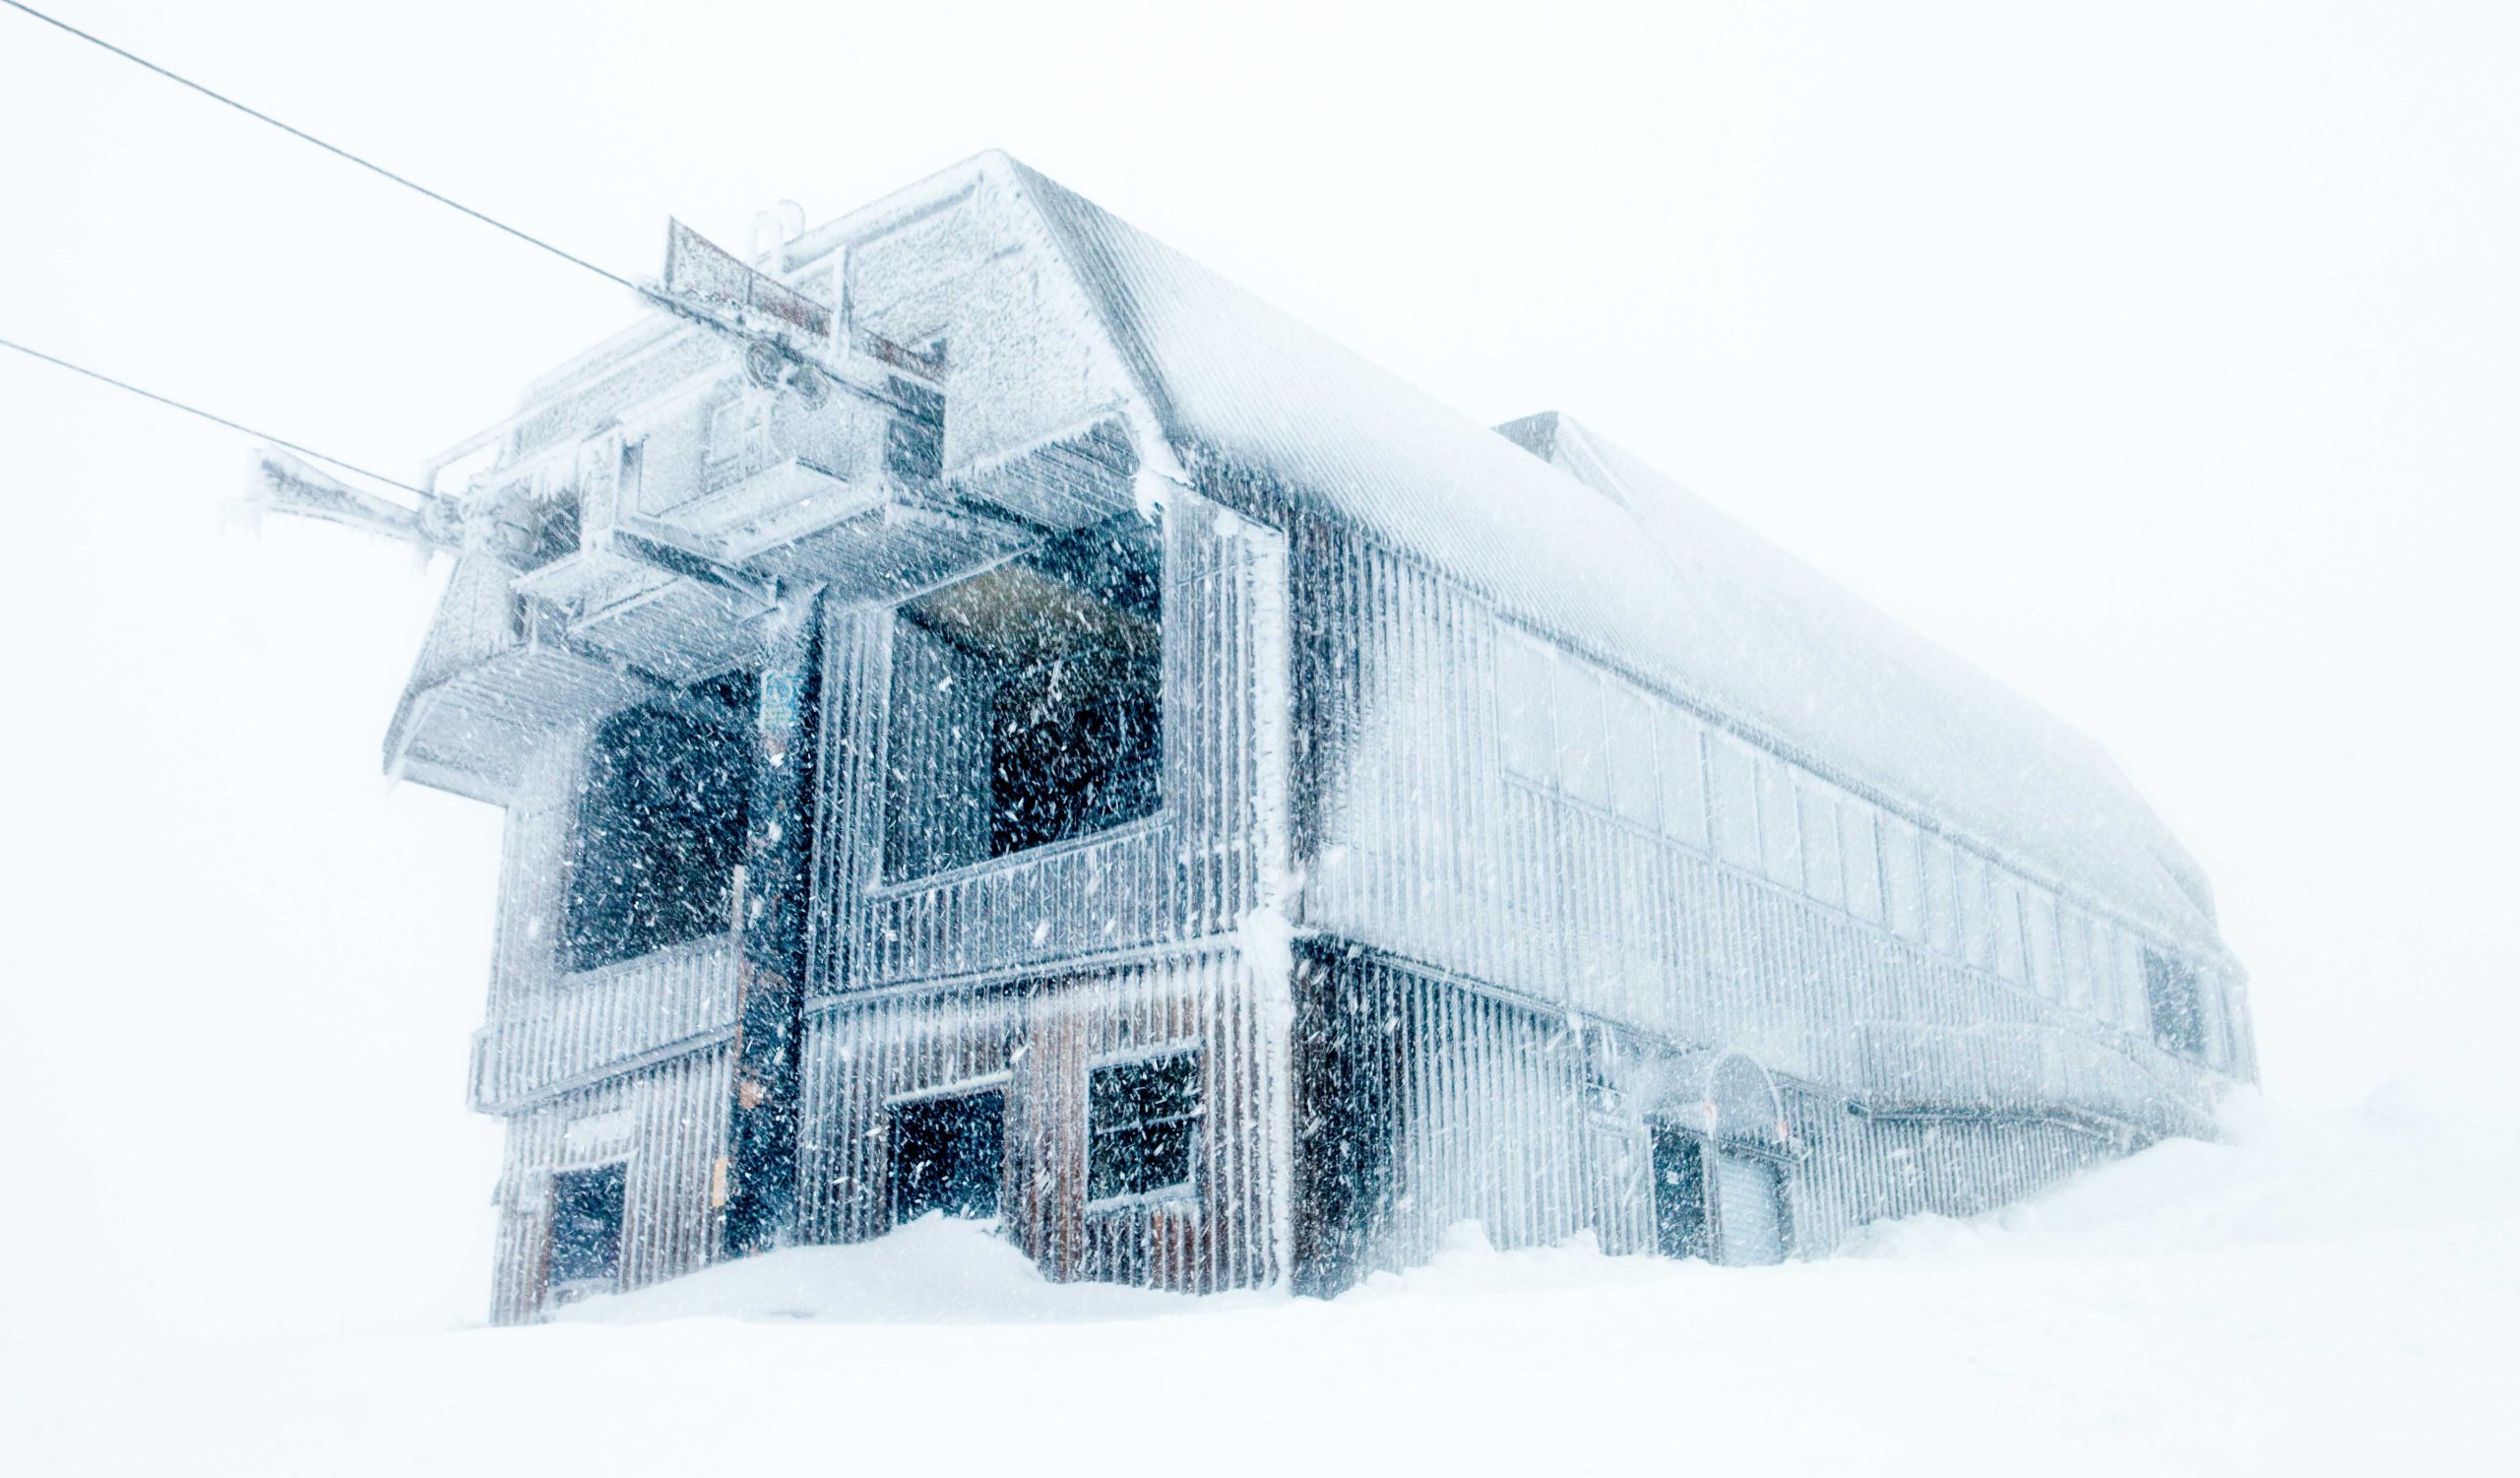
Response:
1853,1020,2218,1137
471,932,742,1111
662,219,833,340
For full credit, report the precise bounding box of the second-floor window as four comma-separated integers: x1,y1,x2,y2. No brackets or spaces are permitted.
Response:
564,699,750,972
884,515,1162,880
2143,947,2211,1060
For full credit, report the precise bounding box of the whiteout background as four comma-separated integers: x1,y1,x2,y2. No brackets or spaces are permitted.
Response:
1,0,2512,1368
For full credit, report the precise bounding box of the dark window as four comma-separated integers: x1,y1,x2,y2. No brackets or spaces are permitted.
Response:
564,700,750,973
2144,947,2209,1060
886,516,1162,879
547,1164,625,1304
1087,1049,1202,1202
889,1088,1005,1221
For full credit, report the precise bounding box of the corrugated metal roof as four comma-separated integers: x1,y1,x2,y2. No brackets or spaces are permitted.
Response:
991,155,2219,943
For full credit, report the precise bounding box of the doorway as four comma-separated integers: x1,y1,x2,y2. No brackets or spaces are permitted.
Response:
889,1087,1005,1222
1650,1126,1711,1260
1710,1152,1788,1265
547,1162,627,1305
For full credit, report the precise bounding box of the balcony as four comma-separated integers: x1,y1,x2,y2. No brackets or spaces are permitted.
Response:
471,933,743,1112
386,556,657,803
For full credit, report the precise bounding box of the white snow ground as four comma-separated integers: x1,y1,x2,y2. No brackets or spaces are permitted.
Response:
9,1078,2513,1477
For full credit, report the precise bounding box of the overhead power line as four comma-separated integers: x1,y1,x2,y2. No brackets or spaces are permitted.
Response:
0,334,430,496
0,0,640,292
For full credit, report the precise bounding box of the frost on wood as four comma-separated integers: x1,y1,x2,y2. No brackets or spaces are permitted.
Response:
276,151,2251,1320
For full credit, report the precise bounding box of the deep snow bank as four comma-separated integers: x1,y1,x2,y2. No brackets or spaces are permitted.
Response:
13,1080,2517,1477
556,1074,2520,1327
554,1212,1203,1325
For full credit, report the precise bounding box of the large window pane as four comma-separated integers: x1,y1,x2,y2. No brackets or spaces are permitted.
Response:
1757,756,1801,889
2059,909,2094,1011
1497,628,1556,784
1555,659,1610,807
1707,736,1761,871
2116,932,2151,1026
1843,802,1885,924
2143,950,2208,1060
1797,781,1843,907
1922,837,1960,956
1880,816,1923,939
1957,851,1994,971
1605,681,1659,827
1991,875,2028,984
885,516,1162,879
2025,889,2061,998
1088,1049,1203,1201
566,700,749,972
1657,707,1708,848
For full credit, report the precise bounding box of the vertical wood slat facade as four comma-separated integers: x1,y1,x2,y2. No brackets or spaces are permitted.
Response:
1292,948,1654,1292
1287,513,2226,1136
490,1048,732,1324
796,949,1288,1293
792,491,1295,1290
811,494,1288,995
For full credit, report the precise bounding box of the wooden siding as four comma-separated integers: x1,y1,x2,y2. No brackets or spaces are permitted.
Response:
455,468,2244,1315
1294,947,2145,1288
809,492,1291,997
472,934,740,1111
1292,950,1653,1292
1784,1105,2120,1255
795,948,1291,1292
490,1047,731,1324
1289,517,2233,1143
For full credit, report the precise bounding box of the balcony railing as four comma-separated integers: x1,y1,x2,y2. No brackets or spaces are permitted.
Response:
471,932,742,1111
1852,1019,2218,1138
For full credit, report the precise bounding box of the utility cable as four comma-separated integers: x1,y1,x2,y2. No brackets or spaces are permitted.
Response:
0,334,430,495
0,0,641,292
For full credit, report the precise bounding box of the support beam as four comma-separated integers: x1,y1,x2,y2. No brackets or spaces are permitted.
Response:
722,586,822,1256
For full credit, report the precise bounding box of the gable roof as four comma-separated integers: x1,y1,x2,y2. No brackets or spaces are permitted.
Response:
943,156,2219,944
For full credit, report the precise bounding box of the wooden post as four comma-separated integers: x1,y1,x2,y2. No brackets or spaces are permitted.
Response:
724,587,822,1256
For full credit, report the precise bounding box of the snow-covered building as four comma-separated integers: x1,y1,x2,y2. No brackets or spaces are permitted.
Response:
323,153,2251,1319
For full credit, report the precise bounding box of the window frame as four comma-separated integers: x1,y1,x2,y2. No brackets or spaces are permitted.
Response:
1084,1043,1206,1210
1495,625,1559,786
878,516,1166,884
562,700,750,975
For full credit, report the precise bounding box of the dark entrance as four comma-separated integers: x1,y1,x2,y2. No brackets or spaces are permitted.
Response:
1650,1126,1712,1260
889,1088,1005,1221
547,1163,627,1305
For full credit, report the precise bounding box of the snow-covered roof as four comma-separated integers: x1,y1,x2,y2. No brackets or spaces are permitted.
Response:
984,156,2219,944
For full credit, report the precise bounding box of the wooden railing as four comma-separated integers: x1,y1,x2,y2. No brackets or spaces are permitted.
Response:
471,933,742,1111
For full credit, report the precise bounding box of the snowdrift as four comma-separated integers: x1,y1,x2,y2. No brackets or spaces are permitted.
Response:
13,1080,2516,1477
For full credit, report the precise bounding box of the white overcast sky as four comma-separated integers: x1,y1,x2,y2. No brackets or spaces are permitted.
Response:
2,1,2513,1337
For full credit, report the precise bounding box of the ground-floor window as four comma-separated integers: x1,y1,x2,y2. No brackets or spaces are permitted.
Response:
1087,1048,1202,1203
547,1163,626,1304
889,1087,1006,1221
